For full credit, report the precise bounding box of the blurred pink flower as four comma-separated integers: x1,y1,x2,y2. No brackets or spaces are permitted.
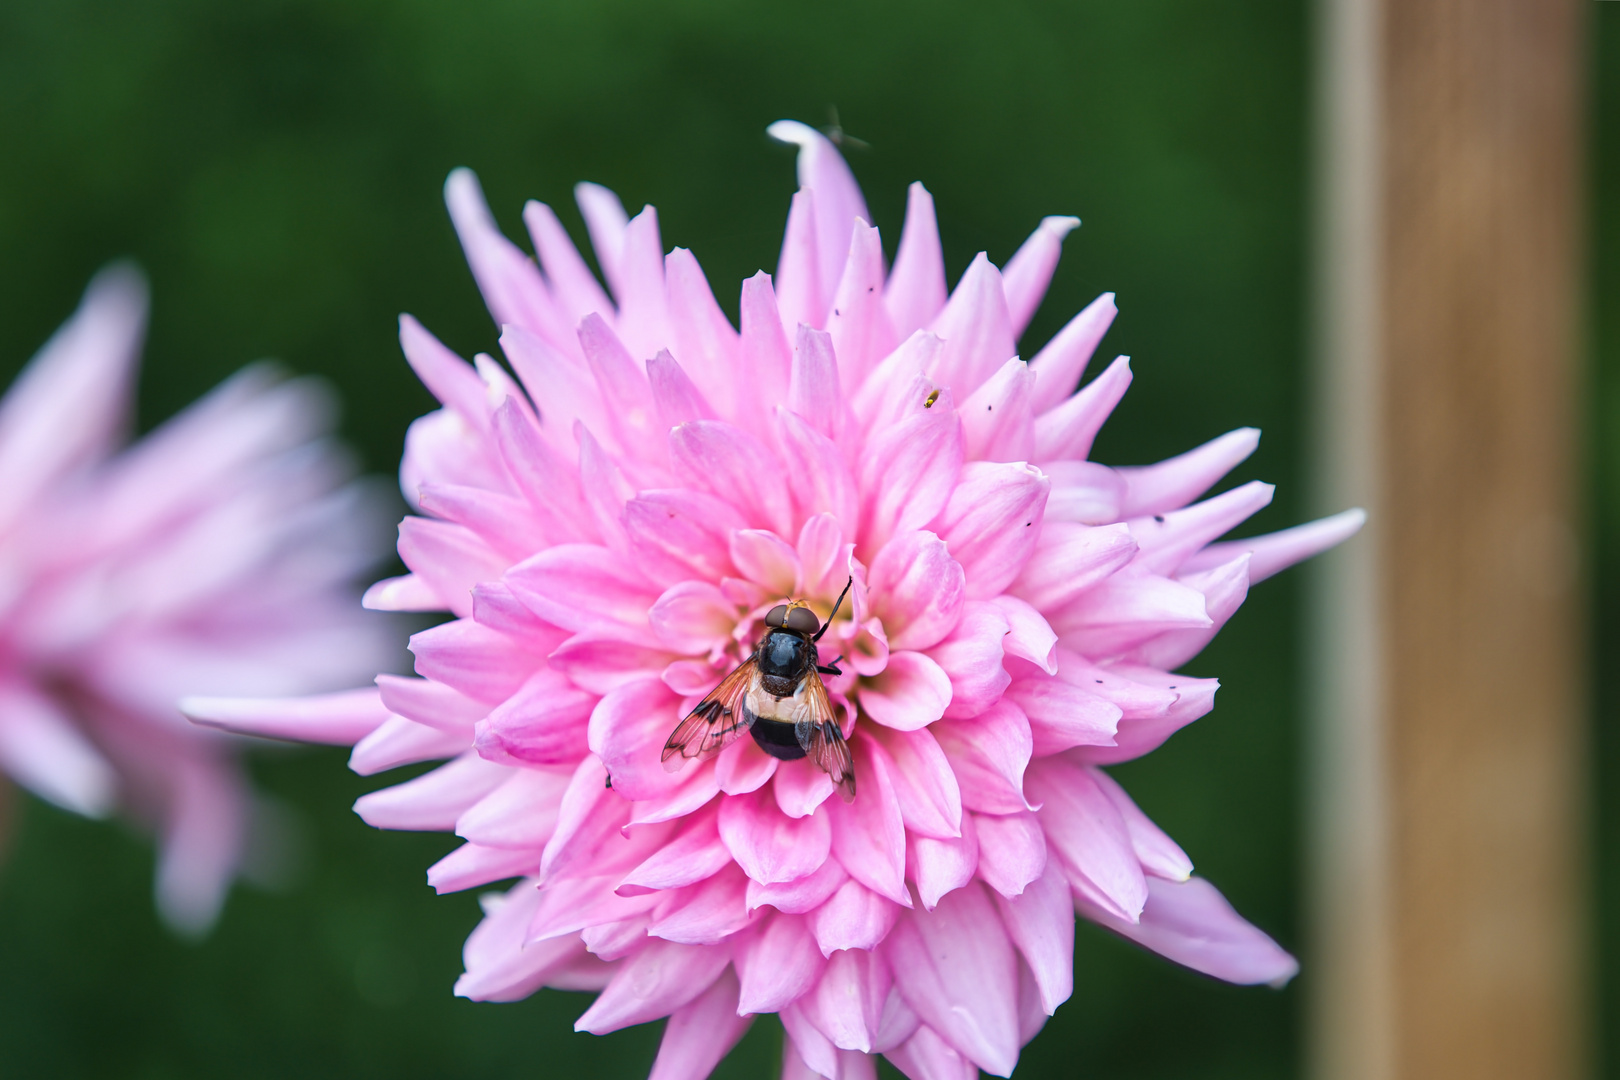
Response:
3,266,393,934
188,123,1362,1077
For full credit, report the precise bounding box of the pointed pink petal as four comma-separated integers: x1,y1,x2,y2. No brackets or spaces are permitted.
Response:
930,463,1049,600
613,204,670,361
720,785,832,885
416,483,545,564
1077,875,1298,986
740,271,795,429
927,254,1017,402
1070,666,1219,766
506,543,656,635
575,182,630,297
748,856,849,914
776,188,824,332
455,881,597,1001
972,810,1047,898
648,580,737,655
588,677,686,802
671,420,793,537
924,601,1010,721
808,878,901,955
991,865,1073,1014
1116,427,1261,517
574,938,732,1034
1003,674,1121,755
782,1003,841,1079
958,357,1035,464
797,513,849,598
867,531,965,652
647,349,719,431
524,198,615,328
1043,460,1127,525
1008,521,1136,612
769,120,870,309
1129,480,1275,576
625,488,746,584
497,326,605,460
649,967,753,1080
0,684,115,816
790,324,846,439
1026,757,1146,923
866,725,961,839
828,733,909,905
989,596,1057,674
731,528,804,597
773,758,839,819
445,169,566,346
931,699,1034,815
361,572,442,612
805,946,892,1054
182,687,390,746
1032,355,1131,463
883,1024,978,1080
400,315,491,427
540,756,628,881
1001,216,1080,339
349,715,469,776
428,841,542,894
850,330,942,436
396,517,508,618
647,864,755,944
737,911,827,1013
408,618,540,703
1027,293,1117,414
618,806,730,895
857,394,964,559
885,881,1020,1077
860,651,952,732
1050,570,1212,656
1089,768,1193,881
827,221,898,391
885,182,948,339
665,246,740,413
776,409,862,543
1182,507,1367,583
908,817,978,910
454,767,569,849
716,735,780,795
353,752,509,830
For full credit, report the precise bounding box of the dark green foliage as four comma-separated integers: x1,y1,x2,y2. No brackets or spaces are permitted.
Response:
0,1,1318,1076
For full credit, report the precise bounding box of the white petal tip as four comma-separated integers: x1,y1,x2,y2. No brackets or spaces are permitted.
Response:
1041,215,1082,236
766,119,821,147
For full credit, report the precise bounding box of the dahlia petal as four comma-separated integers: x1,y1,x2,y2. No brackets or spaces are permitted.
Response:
1003,674,1121,755
737,912,827,1013
554,631,674,695
886,881,1020,1077
648,864,755,945
588,677,685,802
0,684,116,817
720,785,832,885
991,865,1074,1015
665,247,740,415
456,767,569,849
884,182,948,339
1008,521,1137,612
773,758,839,819
858,400,963,559
866,726,960,840
1042,460,1127,525
646,350,719,433
428,841,542,894
625,488,745,584
775,409,862,541
971,810,1047,898
827,734,909,905
1027,292,1117,414
1076,875,1298,987
648,580,738,655
748,856,849,914
850,331,943,437
931,700,1035,815
399,315,491,428
618,805,730,895
860,651,952,732
1129,480,1275,576
575,182,631,299
808,878,901,956
523,199,615,330
150,758,240,935
1050,649,1178,719
791,325,846,440
776,189,825,334
797,513,849,598
574,938,732,1034
802,947,892,1054
884,1024,978,1080
498,326,608,462
578,313,662,460
409,618,538,702
867,531,965,652
350,716,468,775
353,752,509,830
613,205,671,362
582,916,654,961
671,420,793,537
401,408,503,506
1089,768,1192,881
715,735,780,795
1032,355,1131,463
470,667,591,772
927,254,1017,402
626,765,722,827
1015,957,1050,1044
769,120,870,308
396,517,507,617
1070,667,1218,766
782,1003,842,1080
988,596,1058,674
181,687,390,746
1119,557,1250,671
1116,427,1261,518
649,967,753,1080
925,601,1011,720
730,529,804,597
539,756,625,881
1001,216,1080,339
958,357,1035,465
907,816,979,910
1026,758,1146,922
456,881,593,1001
445,169,567,345
739,272,795,432
361,572,442,612
506,543,656,635
827,221,898,391
490,390,595,529
1183,506,1368,583
1051,570,1212,655
416,483,546,563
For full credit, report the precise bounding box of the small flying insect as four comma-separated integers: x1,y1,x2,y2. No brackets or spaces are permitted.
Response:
661,577,856,801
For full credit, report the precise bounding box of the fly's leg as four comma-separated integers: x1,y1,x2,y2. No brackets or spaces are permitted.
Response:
817,654,844,676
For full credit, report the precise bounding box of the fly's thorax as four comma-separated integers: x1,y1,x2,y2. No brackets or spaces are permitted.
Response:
757,627,813,685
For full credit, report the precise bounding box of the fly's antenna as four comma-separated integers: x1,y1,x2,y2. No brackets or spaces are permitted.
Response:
814,576,854,642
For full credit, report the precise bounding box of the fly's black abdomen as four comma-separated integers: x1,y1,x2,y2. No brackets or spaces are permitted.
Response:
750,718,808,760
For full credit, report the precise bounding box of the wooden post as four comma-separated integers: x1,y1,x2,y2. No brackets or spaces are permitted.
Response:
1308,2,1586,1079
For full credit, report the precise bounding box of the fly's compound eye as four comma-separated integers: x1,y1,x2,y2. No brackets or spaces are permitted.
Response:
764,604,789,628
785,606,820,634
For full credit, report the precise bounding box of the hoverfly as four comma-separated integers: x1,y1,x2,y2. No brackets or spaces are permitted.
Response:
661,577,856,800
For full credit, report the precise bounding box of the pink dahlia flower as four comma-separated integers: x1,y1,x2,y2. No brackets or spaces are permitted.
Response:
1,266,393,934
188,122,1363,1077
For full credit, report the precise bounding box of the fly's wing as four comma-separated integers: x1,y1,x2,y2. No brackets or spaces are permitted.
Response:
794,669,856,801
662,658,758,769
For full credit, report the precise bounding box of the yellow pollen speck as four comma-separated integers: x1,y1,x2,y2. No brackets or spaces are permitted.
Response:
923,389,940,409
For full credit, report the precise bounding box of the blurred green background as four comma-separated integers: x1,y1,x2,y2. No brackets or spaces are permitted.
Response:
0,0,1586,1077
